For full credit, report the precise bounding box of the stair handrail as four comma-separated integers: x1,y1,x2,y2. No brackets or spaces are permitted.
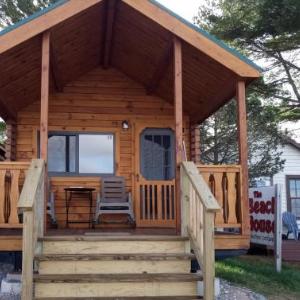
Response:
181,161,220,300
18,159,46,300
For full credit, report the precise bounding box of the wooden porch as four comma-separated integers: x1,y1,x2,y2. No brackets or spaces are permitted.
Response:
0,160,248,251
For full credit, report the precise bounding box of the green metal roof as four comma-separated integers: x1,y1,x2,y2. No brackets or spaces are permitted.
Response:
0,0,262,72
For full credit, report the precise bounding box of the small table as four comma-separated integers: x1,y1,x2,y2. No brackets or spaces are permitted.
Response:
64,187,95,229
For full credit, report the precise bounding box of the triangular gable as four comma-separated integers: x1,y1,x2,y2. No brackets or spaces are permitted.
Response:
0,0,260,78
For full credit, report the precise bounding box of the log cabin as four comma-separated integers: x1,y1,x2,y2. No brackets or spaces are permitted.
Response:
0,0,261,299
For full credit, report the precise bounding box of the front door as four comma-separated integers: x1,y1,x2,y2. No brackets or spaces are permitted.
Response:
135,125,176,227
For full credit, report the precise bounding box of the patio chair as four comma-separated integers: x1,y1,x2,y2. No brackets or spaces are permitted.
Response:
282,211,299,240
94,176,135,225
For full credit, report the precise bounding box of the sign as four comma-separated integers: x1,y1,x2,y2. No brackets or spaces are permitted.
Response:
249,185,282,272
249,186,276,246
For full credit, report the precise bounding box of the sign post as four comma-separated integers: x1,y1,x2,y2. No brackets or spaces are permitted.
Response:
249,185,282,272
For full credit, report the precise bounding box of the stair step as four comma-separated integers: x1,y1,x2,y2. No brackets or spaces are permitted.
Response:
39,235,189,242
35,253,195,261
36,254,194,275
34,274,202,298
34,273,203,283
35,296,203,299
41,239,189,255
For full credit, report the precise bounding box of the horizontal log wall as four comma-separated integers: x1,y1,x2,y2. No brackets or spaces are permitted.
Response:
16,67,190,228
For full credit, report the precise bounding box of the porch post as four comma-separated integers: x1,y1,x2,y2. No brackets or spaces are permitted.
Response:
174,36,183,234
236,80,250,236
40,31,50,162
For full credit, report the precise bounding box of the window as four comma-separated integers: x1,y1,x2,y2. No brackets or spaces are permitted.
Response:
140,128,175,180
287,176,300,218
47,133,115,175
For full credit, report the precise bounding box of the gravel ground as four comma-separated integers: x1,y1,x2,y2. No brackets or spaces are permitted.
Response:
0,293,20,300
217,279,267,300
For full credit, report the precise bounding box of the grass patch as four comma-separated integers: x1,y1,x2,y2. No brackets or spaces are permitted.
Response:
216,255,300,298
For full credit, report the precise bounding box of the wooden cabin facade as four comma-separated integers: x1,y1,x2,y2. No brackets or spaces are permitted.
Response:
0,0,260,299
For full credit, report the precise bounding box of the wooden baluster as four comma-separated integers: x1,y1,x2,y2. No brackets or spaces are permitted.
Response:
227,172,238,224
150,185,153,220
8,170,20,225
0,170,6,224
202,173,210,186
146,185,150,220
157,184,162,222
213,173,224,225
222,173,229,224
141,185,145,220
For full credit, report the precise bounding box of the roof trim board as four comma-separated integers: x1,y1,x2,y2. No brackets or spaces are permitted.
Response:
0,0,104,55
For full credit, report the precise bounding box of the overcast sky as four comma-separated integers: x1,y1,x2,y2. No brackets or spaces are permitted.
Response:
157,0,201,21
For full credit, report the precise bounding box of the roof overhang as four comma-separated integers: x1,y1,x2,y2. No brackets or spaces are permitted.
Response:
0,0,261,123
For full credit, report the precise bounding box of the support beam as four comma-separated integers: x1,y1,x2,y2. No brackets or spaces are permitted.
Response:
147,41,173,94
40,31,50,162
174,36,183,234
103,0,117,69
50,42,63,92
236,80,250,236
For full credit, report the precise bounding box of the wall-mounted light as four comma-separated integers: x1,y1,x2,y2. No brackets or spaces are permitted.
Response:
122,120,130,130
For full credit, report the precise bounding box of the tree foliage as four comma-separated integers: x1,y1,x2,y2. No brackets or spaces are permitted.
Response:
195,0,300,121
0,0,58,28
199,96,285,184
0,121,6,144
194,0,299,183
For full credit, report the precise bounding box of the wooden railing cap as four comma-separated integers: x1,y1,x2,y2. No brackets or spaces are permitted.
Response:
18,159,45,211
181,161,221,212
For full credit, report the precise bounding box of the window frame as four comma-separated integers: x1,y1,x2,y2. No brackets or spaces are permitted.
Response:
286,175,300,219
140,128,175,181
44,131,116,177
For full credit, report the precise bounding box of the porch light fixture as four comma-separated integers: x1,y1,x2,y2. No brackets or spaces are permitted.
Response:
122,120,130,130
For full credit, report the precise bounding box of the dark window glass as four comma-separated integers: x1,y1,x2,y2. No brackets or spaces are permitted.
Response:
288,178,300,218
140,129,174,180
48,136,66,172
47,133,114,175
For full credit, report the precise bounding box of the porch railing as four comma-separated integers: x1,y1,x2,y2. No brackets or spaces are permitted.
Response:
197,165,242,230
18,159,45,300
0,162,30,228
181,162,220,300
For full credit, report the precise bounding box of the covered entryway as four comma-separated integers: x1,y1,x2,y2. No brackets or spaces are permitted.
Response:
134,124,176,227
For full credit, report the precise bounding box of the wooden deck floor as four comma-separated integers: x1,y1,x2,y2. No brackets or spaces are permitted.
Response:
0,227,249,251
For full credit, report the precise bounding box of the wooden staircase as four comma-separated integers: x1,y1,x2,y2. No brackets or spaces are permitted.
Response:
33,235,203,299
18,160,220,300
